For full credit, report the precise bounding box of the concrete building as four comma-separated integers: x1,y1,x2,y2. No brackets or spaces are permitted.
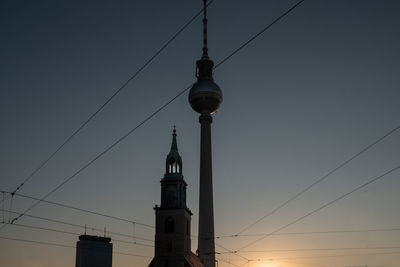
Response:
188,0,223,266
148,128,204,267
75,234,113,267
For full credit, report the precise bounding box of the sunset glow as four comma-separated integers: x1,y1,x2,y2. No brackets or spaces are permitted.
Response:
1,1,400,267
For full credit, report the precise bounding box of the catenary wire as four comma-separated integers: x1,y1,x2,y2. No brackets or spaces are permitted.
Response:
271,251,400,260
213,0,305,70
0,205,237,259
0,209,153,243
1,190,153,229
0,3,308,264
0,216,198,254
217,257,242,267
0,236,152,259
0,193,226,251
2,0,306,231
14,193,399,257
3,191,253,262
218,251,400,266
237,258,328,267
1,222,154,248
234,124,400,236
0,0,215,205
222,246,400,254
3,84,191,227
233,164,400,252
215,228,400,239
10,209,400,263
1,220,222,259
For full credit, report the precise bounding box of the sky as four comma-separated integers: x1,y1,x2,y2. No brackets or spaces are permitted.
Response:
1,0,400,266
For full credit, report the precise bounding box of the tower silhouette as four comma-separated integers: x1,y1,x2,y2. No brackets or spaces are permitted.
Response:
188,1,223,266
149,128,204,267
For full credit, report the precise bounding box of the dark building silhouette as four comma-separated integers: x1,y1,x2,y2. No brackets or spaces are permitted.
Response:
188,0,223,266
75,234,113,267
149,129,203,267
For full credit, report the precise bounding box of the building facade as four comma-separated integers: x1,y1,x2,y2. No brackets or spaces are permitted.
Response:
149,129,204,267
75,234,113,267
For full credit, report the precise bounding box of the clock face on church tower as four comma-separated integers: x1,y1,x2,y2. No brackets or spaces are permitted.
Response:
168,186,175,192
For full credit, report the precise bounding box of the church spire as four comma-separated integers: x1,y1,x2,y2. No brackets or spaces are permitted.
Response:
160,128,188,210
166,127,182,176
170,126,178,152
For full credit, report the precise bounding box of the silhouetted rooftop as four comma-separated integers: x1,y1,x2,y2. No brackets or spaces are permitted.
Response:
79,234,111,243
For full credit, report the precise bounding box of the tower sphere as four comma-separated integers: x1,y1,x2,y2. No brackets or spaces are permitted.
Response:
189,57,223,115
189,79,223,114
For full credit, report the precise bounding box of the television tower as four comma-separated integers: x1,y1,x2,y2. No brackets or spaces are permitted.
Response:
188,1,223,266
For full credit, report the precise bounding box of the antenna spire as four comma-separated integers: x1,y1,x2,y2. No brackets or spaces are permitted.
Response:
202,0,208,58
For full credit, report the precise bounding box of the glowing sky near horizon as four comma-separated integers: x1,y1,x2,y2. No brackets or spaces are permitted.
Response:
1,0,400,266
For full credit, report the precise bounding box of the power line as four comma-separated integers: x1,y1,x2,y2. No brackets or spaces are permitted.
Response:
7,190,232,252
217,251,400,265
2,0,306,230
233,258,329,267
2,190,153,229
0,2,309,264
1,222,154,248
2,206,251,267
12,194,398,259
8,171,398,263
213,0,305,69
216,228,400,239
216,257,242,267
1,219,222,258
0,207,230,255
222,246,400,254
0,217,195,254
0,0,215,204
272,251,400,260
235,164,400,251
215,242,252,262
0,209,153,243
2,192,231,254
4,189,253,262
0,236,152,259
235,124,400,236
3,84,191,227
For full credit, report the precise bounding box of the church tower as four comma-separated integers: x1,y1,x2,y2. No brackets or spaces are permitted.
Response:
149,128,204,267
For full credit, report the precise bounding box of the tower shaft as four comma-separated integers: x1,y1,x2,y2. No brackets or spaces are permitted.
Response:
198,113,215,267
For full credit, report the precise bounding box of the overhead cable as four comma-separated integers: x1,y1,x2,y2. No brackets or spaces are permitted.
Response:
235,124,400,235
235,164,400,251
2,0,306,230
0,235,152,259
0,0,215,203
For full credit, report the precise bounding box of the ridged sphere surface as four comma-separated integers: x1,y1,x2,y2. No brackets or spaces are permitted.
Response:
189,79,223,114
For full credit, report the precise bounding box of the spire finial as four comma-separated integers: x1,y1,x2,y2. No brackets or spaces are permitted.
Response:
202,0,208,58
171,126,178,152
166,127,182,175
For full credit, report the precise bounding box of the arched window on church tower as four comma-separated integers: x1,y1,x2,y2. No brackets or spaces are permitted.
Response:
168,162,180,174
165,217,174,233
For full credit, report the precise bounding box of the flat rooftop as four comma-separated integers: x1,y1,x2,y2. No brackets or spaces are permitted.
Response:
79,234,111,243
